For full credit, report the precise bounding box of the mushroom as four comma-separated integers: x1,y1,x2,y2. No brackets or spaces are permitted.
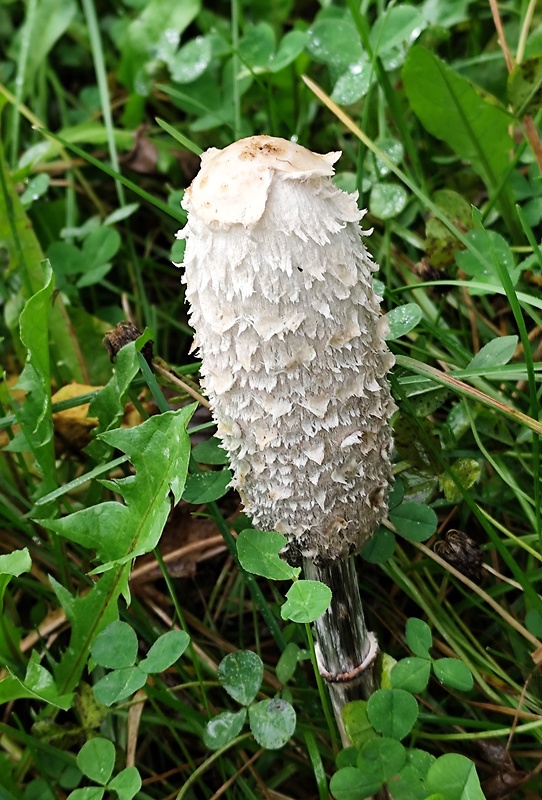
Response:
176,135,395,741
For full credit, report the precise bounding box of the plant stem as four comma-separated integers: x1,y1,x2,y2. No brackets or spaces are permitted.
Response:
302,555,379,746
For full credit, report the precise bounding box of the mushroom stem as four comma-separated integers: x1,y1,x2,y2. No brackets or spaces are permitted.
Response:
303,555,378,746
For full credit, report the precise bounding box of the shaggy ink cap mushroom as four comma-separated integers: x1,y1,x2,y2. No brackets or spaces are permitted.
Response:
177,135,395,564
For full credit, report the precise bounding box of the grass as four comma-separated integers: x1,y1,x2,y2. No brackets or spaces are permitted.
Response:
0,0,541,798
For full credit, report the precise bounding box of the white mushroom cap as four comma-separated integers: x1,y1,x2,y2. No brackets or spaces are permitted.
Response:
185,135,340,226
178,135,395,563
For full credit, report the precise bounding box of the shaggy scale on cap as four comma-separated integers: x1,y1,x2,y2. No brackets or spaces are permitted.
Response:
177,135,395,563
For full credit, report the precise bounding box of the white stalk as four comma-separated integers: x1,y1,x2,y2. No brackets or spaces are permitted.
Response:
176,135,395,741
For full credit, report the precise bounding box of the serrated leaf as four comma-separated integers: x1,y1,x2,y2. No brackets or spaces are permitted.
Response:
0,146,85,383
0,549,32,577
389,502,437,541
384,304,423,340
50,571,126,693
46,407,194,566
236,529,300,580
139,630,190,673
0,652,72,709
182,469,232,503
433,658,474,692
93,666,147,706
390,657,431,693
203,709,247,750
85,340,141,460
218,651,263,706
248,698,296,749
5,264,56,493
426,753,484,799
367,689,418,740
77,738,115,784
281,580,332,623
406,618,433,659
91,621,138,670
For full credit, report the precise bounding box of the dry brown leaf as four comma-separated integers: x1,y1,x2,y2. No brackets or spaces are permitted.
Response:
120,126,159,174
52,383,101,455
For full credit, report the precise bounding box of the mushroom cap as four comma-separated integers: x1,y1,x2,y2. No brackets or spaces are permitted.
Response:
183,135,341,226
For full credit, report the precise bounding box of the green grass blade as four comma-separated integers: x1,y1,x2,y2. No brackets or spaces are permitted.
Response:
155,118,203,156
81,0,125,207
10,0,37,166
486,210,541,542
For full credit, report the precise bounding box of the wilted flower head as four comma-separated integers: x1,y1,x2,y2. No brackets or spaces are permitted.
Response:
177,135,395,563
